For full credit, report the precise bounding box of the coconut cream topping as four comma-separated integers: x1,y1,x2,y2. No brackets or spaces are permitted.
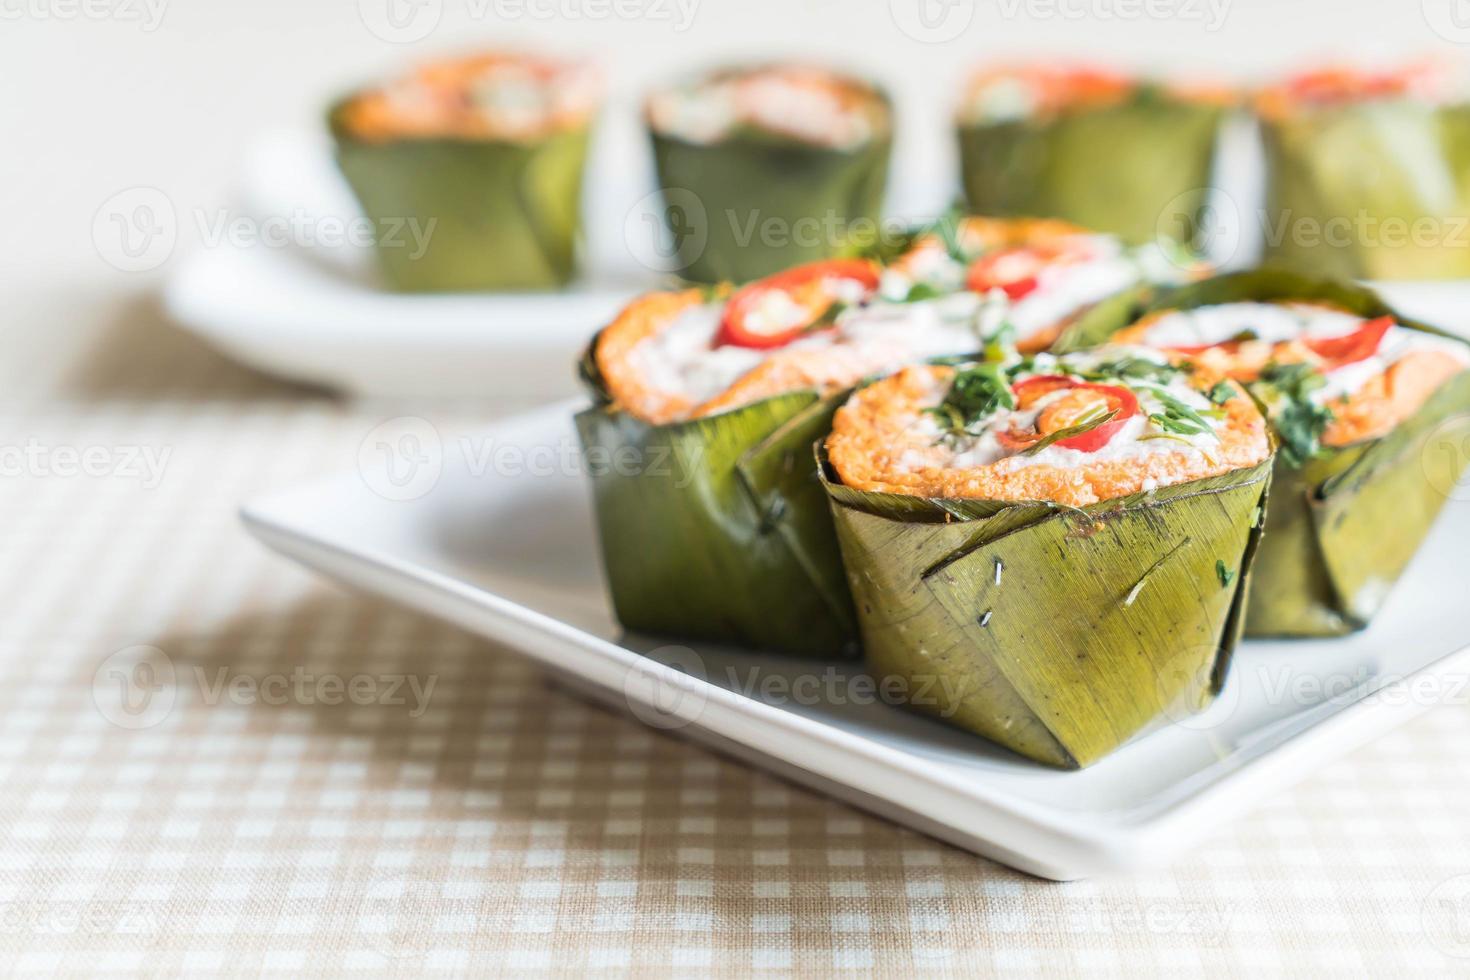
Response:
958,65,1136,124
647,66,888,149
624,291,986,409
339,53,601,142
883,235,1186,344
825,346,1269,506
1132,302,1470,402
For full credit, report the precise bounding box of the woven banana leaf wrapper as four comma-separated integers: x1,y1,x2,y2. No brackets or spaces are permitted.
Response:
957,96,1224,247
1137,270,1470,636
574,341,859,658
329,103,590,291
820,450,1272,769
1260,102,1470,279
649,128,892,285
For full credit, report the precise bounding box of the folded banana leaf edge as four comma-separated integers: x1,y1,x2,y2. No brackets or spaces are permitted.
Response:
816,435,1272,769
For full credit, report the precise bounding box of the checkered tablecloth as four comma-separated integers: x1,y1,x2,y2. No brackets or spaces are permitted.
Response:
5,304,1470,976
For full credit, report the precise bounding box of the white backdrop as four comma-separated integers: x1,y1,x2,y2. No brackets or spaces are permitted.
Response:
1,0,1465,290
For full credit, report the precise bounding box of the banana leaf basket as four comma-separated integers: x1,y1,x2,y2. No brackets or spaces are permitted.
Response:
958,91,1225,248
819,445,1272,769
1129,270,1470,636
329,101,590,292
649,112,892,285
1259,101,1470,280
575,340,860,658
572,267,1157,659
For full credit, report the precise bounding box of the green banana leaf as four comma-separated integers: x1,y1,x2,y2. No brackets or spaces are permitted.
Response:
1260,102,1470,279
329,102,590,292
1050,280,1171,353
649,126,892,285
820,449,1273,769
575,340,859,658
1127,270,1470,636
958,95,1224,247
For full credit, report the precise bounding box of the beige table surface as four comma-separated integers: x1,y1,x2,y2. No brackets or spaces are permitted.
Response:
8,0,1470,974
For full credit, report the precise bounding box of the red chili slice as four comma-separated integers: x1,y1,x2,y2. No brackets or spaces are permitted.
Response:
1164,315,1394,367
713,259,880,349
997,378,1139,454
965,242,1092,301
1303,316,1393,367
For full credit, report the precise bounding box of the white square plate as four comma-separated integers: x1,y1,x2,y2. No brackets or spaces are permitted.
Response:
242,400,1470,880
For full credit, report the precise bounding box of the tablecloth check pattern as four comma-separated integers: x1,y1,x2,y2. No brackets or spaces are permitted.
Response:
4,309,1470,976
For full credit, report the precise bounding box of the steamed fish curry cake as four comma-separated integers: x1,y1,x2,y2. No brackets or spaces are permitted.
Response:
827,347,1270,507
336,52,600,142
646,64,890,149
1114,302,1470,458
594,219,1201,426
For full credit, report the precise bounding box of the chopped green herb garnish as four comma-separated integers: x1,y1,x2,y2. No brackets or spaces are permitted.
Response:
982,320,1018,363
1003,356,1039,380
1206,381,1236,405
1257,362,1334,467
927,363,1015,439
1138,385,1216,437
896,282,945,304
1216,560,1236,588
1021,408,1118,456
931,208,969,263
1080,357,1184,385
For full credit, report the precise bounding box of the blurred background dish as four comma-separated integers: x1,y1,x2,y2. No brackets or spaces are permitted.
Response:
330,50,602,291
1257,58,1470,280
163,128,644,399
956,64,1233,248
646,63,894,283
